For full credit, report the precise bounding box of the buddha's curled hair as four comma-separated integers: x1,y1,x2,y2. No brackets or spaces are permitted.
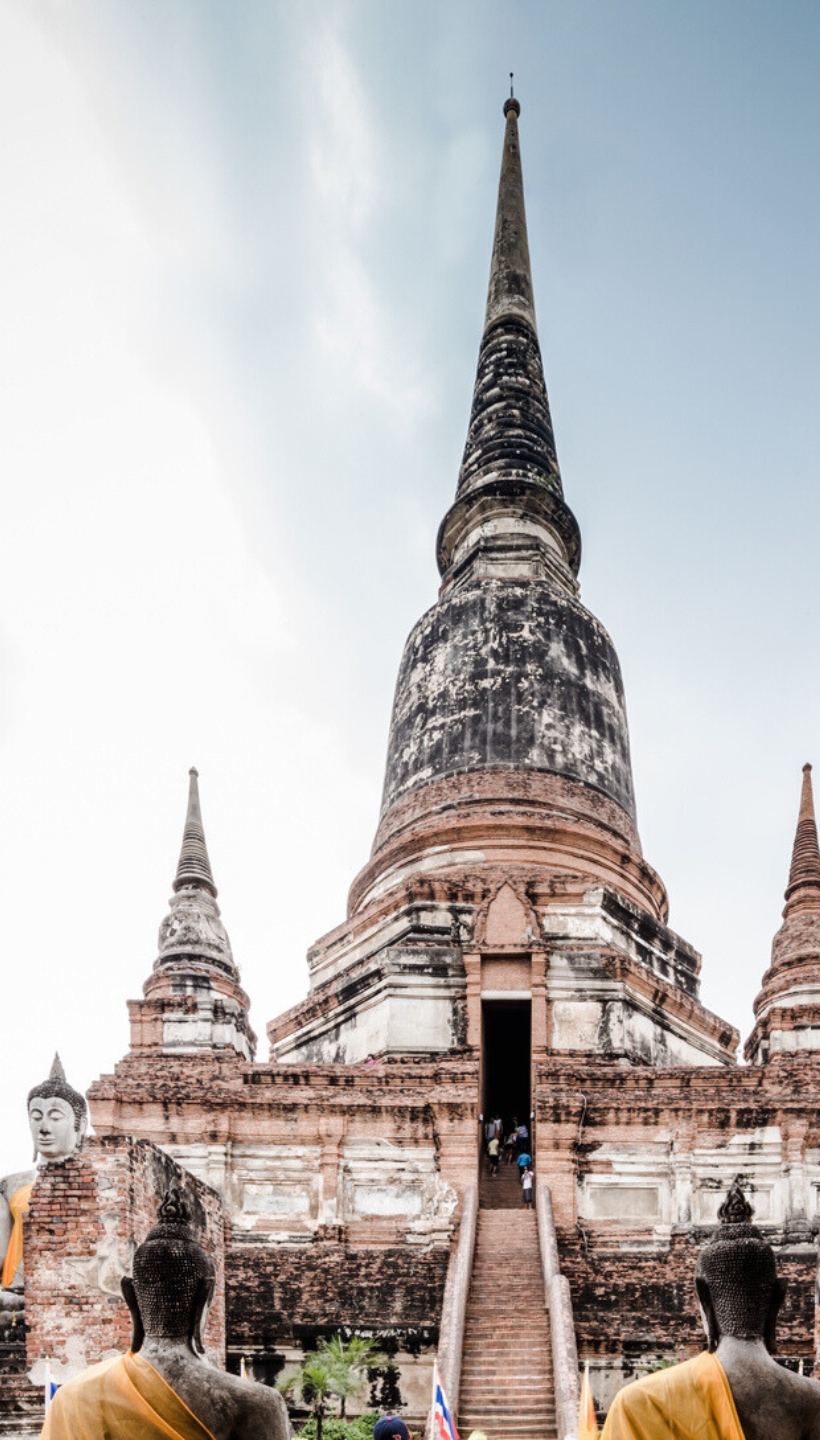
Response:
27,1054,87,1130
132,1187,215,1341
695,1180,778,1341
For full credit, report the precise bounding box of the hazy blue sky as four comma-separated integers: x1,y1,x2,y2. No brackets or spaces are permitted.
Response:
2,0,820,1168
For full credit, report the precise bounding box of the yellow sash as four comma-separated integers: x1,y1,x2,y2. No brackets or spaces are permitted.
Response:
41,1351,217,1440
1,1181,34,1288
601,1352,745,1440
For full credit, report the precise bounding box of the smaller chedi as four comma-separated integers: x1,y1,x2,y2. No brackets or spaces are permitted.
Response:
42,1186,289,1440
602,1180,820,1440
0,1055,87,1307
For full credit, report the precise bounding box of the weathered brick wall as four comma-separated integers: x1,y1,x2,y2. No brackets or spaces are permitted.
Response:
226,1241,448,1350
559,1231,816,1372
534,1055,820,1395
24,1136,225,1372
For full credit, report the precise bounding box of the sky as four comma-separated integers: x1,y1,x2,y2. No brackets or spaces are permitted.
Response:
1,0,820,1172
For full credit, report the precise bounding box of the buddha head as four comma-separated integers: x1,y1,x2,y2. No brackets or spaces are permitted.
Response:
27,1054,87,1162
122,1187,215,1355
695,1179,785,1352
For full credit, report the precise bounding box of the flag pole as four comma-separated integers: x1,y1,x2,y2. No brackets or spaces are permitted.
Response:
428,1358,437,1440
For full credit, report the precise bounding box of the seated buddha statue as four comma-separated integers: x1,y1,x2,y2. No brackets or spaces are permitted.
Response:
602,1180,820,1440
42,1187,290,1440
0,1055,87,1309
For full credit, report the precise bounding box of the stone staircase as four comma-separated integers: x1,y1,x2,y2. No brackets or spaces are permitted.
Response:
479,1153,528,1210
0,1375,42,1438
458,1174,557,1439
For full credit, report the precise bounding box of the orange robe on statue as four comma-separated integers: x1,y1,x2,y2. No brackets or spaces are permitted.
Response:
2,1182,34,1288
601,1352,746,1440
41,1351,217,1440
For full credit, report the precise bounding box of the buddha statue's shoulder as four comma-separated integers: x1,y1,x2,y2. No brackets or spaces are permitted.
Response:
718,1349,820,1440
139,1350,290,1440
221,1370,290,1439
0,1170,35,1201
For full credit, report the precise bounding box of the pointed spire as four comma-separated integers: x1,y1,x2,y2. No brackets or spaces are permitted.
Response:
783,763,820,917
456,96,559,503
50,1053,66,1081
173,767,217,897
437,96,580,588
483,95,537,335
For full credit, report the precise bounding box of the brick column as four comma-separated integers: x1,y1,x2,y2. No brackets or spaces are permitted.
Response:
464,951,481,1050
319,1116,346,1228
531,950,548,1057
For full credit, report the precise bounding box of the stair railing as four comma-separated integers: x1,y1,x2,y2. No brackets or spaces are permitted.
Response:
536,1177,581,1440
427,1180,478,1440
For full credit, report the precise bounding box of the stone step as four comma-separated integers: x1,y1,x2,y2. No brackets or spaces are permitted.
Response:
460,1419,555,1429
462,1336,549,1346
461,1404,556,1416
459,1423,555,1436
461,1413,555,1421
462,1342,549,1354
463,1327,547,1334
462,1327,548,1336
474,1228,536,1237
460,1426,555,1436
459,1382,554,1397
461,1358,551,1371
460,1415,555,1429
462,1344,549,1355
465,1283,544,1296
462,1334,549,1346
460,1378,554,1391
462,1350,549,1361
465,1293,545,1305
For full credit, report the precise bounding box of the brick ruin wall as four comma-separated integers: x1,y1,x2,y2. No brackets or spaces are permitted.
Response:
559,1231,816,1364
86,1053,474,1421
227,1239,448,1350
226,1238,448,1413
535,1056,820,1411
24,1136,225,1372
58,1046,820,1423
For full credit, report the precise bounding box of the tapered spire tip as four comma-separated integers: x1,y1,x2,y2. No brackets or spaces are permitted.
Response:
783,761,820,917
483,89,534,333
173,767,217,897
437,85,580,586
505,73,519,115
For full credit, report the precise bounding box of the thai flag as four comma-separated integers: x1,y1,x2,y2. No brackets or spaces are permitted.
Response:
44,1361,60,1414
433,1368,460,1440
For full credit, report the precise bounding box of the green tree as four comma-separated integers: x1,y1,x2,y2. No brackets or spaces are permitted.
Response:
279,1352,338,1440
319,1335,385,1420
279,1336,384,1438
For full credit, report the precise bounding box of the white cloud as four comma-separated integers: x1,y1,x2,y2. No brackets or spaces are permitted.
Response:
305,19,432,423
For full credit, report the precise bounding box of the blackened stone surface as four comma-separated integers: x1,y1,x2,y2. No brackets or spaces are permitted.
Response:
226,1244,448,1348
457,317,561,497
380,579,636,823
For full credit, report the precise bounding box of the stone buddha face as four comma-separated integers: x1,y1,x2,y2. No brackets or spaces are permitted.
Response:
28,1094,84,1161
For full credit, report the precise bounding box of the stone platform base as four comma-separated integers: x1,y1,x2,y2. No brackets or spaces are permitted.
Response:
0,1375,43,1438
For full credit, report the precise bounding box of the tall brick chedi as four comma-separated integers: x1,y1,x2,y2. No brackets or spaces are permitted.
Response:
269,96,735,1070
86,99,820,1423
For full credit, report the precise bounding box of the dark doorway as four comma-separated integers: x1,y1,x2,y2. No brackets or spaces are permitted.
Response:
482,999,531,1136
